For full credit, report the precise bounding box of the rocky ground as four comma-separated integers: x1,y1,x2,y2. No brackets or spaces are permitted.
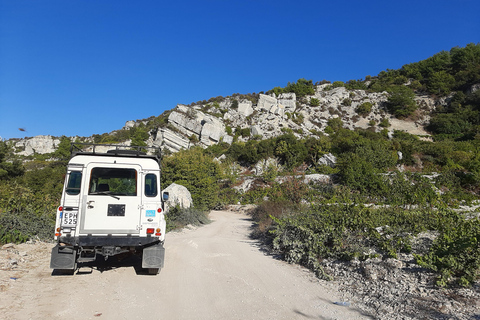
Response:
323,251,480,319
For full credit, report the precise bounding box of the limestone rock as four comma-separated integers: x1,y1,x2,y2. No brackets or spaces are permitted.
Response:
318,153,337,168
163,183,193,211
14,135,61,156
254,158,280,176
156,128,190,152
250,125,263,137
303,174,332,184
257,94,277,111
238,101,254,117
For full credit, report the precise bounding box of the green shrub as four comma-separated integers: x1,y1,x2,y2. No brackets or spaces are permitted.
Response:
166,206,210,232
416,210,480,287
310,98,320,107
386,86,418,118
356,102,373,116
162,148,222,211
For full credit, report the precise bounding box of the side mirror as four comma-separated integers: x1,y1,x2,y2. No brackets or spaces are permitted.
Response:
162,192,169,201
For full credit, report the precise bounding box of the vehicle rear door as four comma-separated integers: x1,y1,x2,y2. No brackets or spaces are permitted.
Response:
80,162,142,235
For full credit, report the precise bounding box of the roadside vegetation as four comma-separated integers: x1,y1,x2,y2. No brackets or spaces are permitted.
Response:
1,43,479,287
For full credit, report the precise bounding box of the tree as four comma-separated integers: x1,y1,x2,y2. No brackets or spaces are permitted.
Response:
386,86,417,118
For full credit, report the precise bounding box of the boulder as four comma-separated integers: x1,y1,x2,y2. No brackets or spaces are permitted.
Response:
318,153,337,168
238,101,254,117
278,93,297,112
257,94,277,111
251,125,263,137
303,174,332,184
254,158,280,176
163,183,193,210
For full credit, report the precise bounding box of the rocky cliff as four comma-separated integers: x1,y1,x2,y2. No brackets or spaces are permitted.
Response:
9,84,438,156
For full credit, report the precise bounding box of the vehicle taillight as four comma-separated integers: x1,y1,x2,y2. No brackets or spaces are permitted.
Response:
155,228,161,236
58,206,63,212
146,228,154,234
157,208,162,213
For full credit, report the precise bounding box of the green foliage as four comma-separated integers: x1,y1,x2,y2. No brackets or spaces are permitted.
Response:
165,206,210,232
52,136,71,161
386,86,417,118
0,141,24,180
379,118,391,128
267,204,439,278
326,118,343,132
356,102,373,116
292,112,304,125
130,126,149,147
345,79,368,90
0,182,57,244
161,147,222,211
268,78,315,98
274,134,308,169
342,98,352,106
309,97,320,107
416,211,480,287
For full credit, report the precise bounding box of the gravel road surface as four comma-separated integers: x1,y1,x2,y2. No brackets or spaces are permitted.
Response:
0,210,372,320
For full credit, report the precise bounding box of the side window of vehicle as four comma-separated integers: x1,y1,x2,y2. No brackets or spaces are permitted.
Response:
145,174,158,197
66,171,82,195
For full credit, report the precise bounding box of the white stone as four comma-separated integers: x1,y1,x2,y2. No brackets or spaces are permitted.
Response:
257,94,277,111
15,135,61,156
158,128,190,152
251,125,263,137
318,153,337,168
237,101,254,117
123,120,136,129
163,183,193,210
303,174,332,184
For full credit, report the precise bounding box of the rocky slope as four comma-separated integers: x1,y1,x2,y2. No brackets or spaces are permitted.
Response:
8,84,438,156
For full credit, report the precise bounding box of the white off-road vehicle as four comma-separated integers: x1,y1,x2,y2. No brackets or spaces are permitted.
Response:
50,143,169,275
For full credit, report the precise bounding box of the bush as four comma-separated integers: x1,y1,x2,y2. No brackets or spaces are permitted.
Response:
310,97,320,107
165,206,210,232
356,102,373,116
416,210,480,287
162,148,222,211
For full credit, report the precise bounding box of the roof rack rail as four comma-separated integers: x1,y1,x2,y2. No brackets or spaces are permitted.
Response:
70,143,162,162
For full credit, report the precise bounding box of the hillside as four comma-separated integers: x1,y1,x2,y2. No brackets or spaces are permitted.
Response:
6,43,479,157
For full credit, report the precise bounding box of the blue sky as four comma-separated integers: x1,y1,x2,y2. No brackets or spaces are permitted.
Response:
1,0,479,140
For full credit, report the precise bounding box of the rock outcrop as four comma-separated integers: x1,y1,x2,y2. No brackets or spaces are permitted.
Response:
10,83,440,157
14,135,61,156
163,183,193,211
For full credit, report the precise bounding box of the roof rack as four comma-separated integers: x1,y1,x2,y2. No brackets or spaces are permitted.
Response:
70,143,162,162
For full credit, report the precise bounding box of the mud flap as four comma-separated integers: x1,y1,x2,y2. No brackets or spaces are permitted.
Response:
142,243,165,269
50,245,77,270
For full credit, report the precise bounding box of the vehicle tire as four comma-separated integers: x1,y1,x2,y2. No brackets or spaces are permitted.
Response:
148,268,159,275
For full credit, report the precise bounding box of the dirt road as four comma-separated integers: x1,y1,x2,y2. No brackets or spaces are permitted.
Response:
0,210,372,320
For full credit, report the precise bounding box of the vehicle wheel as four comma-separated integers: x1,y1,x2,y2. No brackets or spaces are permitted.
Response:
148,268,159,275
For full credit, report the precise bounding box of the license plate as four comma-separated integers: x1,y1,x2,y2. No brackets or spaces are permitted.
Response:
62,211,78,226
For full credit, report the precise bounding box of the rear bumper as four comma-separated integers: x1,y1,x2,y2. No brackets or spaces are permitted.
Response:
58,235,160,247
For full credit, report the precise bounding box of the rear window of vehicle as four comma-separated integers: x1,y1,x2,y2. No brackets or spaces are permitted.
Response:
145,173,158,197
66,171,82,195
89,168,137,196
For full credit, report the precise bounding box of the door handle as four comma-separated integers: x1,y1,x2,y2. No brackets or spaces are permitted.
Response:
87,201,95,209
